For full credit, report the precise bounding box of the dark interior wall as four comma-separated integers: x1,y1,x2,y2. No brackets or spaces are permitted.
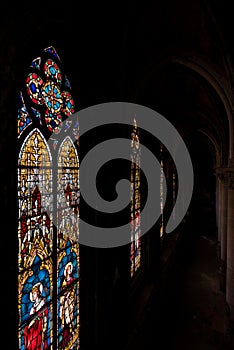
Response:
186,132,217,238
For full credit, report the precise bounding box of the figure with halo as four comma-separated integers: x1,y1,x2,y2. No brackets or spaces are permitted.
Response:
59,261,76,347
23,282,48,349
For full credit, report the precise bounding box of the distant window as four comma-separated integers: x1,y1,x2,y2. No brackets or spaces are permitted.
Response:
130,117,141,277
160,144,164,237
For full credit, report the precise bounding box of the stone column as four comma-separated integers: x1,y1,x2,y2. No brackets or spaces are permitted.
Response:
218,173,228,292
226,169,234,334
216,176,221,243
215,176,222,261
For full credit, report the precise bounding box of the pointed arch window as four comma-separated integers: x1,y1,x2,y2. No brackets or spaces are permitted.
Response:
160,144,164,238
17,46,80,350
130,117,142,277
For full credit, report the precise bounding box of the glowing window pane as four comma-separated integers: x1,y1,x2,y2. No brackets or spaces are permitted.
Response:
160,144,164,237
25,45,75,135
57,136,80,349
44,59,62,85
17,92,32,138
130,118,141,277
18,46,80,350
18,129,53,349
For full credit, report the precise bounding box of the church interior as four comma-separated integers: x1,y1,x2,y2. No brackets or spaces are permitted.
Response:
1,1,234,349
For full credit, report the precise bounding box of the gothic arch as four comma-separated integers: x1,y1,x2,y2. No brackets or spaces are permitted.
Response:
132,54,231,165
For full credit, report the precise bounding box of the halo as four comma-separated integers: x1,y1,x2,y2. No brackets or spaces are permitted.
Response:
30,282,43,302
64,261,73,276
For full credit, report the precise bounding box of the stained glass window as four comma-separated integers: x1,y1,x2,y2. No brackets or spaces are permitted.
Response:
172,172,176,221
57,137,80,349
130,117,141,277
17,46,80,350
18,128,54,349
160,144,164,237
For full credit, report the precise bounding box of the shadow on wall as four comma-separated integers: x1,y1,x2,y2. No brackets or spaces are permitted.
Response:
187,136,216,239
